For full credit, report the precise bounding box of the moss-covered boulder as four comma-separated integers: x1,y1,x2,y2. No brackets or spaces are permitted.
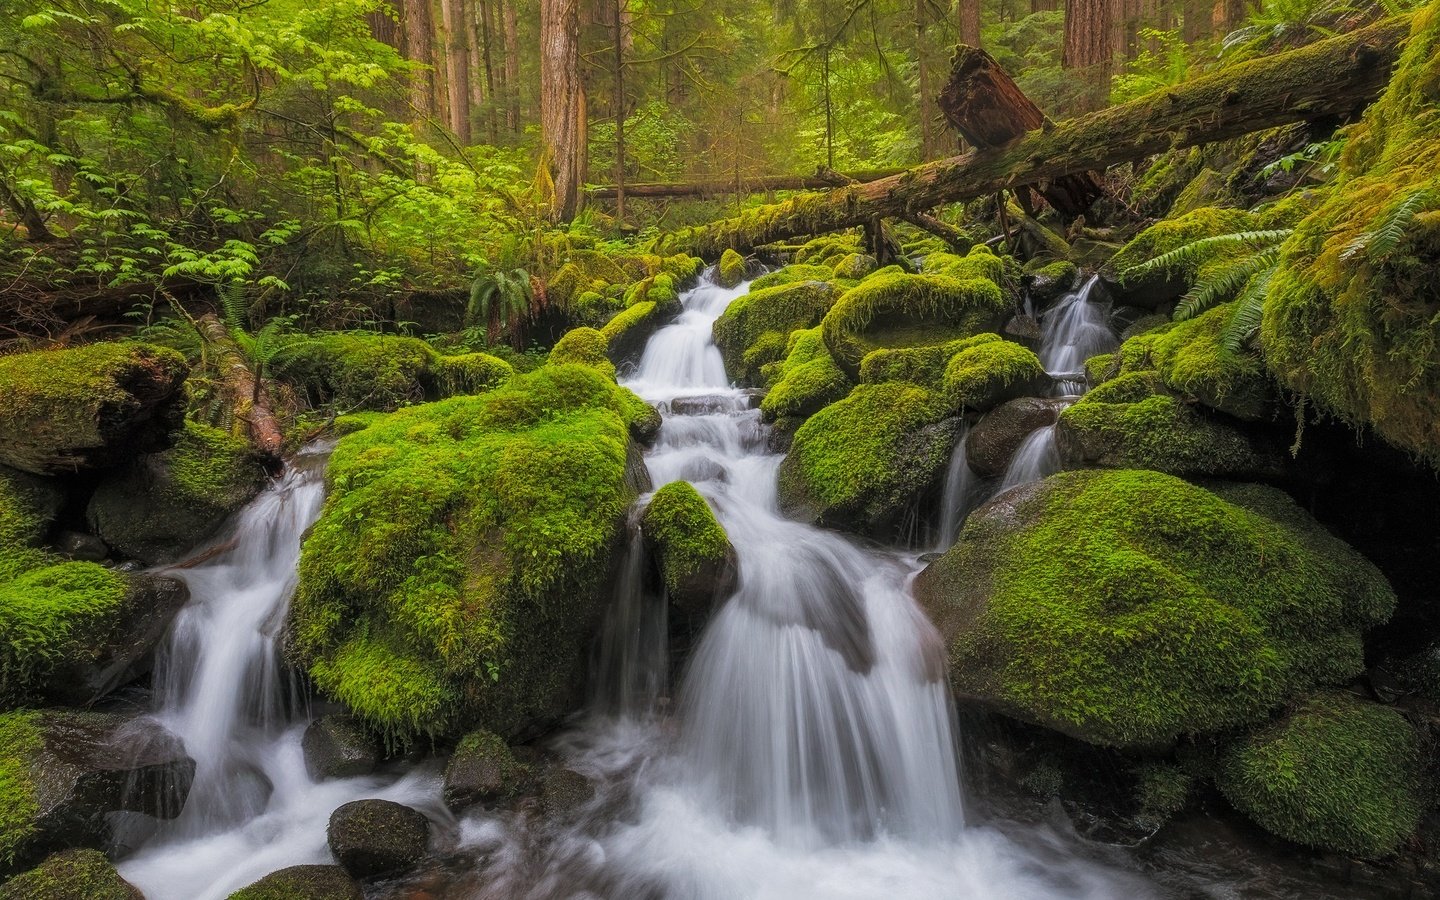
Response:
713,280,839,384
548,327,616,378
0,849,142,899
1100,207,1256,308
275,333,511,411
0,710,194,870
443,729,531,812
1024,260,1081,308
290,365,653,744
599,301,667,365
748,264,841,292
913,470,1395,748
717,248,747,288
226,865,362,900
821,271,1009,378
87,421,267,565
777,383,957,534
759,328,850,423
326,799,428,880
1054,373,1285,479
941,336,1049,412
0,343,188,476
1261,3,1440,463
1216,692,1425,857
641,482,738,618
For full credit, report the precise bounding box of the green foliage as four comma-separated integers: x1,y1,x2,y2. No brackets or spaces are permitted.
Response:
1217,692,1425,856
919,470,1396,747
1133,763,1194,828
1111,30,1192,103
641,482,731,597
468,266,538,350
0,710,42,866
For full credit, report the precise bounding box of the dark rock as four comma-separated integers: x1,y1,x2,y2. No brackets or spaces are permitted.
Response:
966,398,1067,477
443,730,531,812
1023,261,1080,309
1003,315,1042,342
326,799,429,880
0,849,143,900
392,288,468,335
226,864,363,899
302,715,382,781
538,767,595,822
54,531,109,562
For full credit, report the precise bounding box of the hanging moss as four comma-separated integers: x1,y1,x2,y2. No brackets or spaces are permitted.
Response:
290,364,647,745
712,280,840,384
760,328,852,422
641,482,733,600
914,470,1396,748
1216,692,1425,857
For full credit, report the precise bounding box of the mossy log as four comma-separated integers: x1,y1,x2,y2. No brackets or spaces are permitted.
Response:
586,168,906,199
194,314,284,466
938,46,1103,218
655,17,1410,259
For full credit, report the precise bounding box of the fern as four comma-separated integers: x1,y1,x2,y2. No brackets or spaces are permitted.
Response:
1341,184,1437,263
1222,266,1276,352
1124,229,1293,280
467,265,538,350
218,279,250,330
1174,243,1283,321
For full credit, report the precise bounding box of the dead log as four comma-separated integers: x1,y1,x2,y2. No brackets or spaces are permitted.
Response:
195,314,285,467
587,168,906,199
938,46,1105,218
651,16,1409,259
901,211,974,253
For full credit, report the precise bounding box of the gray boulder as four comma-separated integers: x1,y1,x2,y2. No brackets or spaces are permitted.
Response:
966,398,1067,478
302,715,382,781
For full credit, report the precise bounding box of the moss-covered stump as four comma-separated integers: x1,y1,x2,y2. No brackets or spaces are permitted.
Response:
443,730,531,812
641,482,738,618
712,280,840,385
966,398,1066,477
1054,373,1286,479
227,865,363,900
0,710,194,871
1216,692,1425,857
290,364,652,745
326,799,429,880
820,271,1009,379
777,383,957,534
275,333,511,411
913,470,1395,748
1100,207,1256,309
0,343,188,476
87,421,267,565
0,849,142,899
759,328,851,423
1262,3,1440,463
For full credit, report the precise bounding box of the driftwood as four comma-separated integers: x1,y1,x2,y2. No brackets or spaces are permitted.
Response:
195,313,285,467
650,16,1410,259
938,46,1104,218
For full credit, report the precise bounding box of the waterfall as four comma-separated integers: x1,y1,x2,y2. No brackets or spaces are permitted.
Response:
935,424,981,550
998,424,1062,492
1038,276,1117,395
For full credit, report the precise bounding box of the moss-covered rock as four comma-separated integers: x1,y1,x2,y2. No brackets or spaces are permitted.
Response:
777,383,957,534
599,301,666,364
0,343,188,476
326,799,429,880
0,849,142,899
821,271,1009,378
86,421,267,565
430,352,513,397
548,327,615,378
443,729,531,812
1024,260,1081,308
226,865,362,900
759,328,851,423
1216,692,1425,857
713,280,840,384
290,364,651,745
748,265,840,292
832,253,878,280
275,332,510,411
717,248,747,288
921,245,1010,285
793,233,864,266
1100,207,1256,309
641,482,737,618
914,470,1395,748
941,336,1050,412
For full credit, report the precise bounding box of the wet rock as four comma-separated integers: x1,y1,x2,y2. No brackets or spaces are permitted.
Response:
667,394,751,416
538,767,596,822
1003,315,1042,342
1022,260,1080,309
326,799,429,879
226,864,363,899
642,482,739,620
0,849,143,900
443,730,531,812
302,714,383,781
965,398,1066,478
53,531,109,562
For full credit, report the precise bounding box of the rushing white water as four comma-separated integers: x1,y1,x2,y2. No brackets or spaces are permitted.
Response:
998,423,1062,492
1037,275,1118,394
934,424,982,550
119,447,445,900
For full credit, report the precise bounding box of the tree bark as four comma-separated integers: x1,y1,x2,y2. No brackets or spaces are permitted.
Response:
1182,0,1210,41
502,0,521,133
195,314,285,466
587,169,908,198
650,17,1408,259
1062,0,1116,112
442,0,473,142
938,45,1104,217
541,0,586,219
958,0,982,47
477,0,499,141
612,0,627,224
917,0,941,160
403,0,441,119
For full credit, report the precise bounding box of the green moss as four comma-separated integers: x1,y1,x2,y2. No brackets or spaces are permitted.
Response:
290,364,644,745
760,328,852,422
0,849,141,899
1133,762,1193,828
0,710,41,866
712,280,839,384
793,233,863,265
918,470,1395,747
1109,305,1274,420
1217,692,1424,856
777,382,954,531
275,332,437,411
0,469,61,552
832,253,877,280
641,482,731,597
921,245,1009,284
1106,207,1257,282
226,865,360,900
749,265,839,292
820,271,1008,377
549,328,615,378
942,337,1048,412
0,562,131,704
717,249,747,288
431,353,513,397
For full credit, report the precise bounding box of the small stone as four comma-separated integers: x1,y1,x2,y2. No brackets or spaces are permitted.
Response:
54,531,109,562
226,864,363,900
326,799,429,880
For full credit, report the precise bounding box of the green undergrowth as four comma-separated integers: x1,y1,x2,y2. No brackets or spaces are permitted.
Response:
1107,207,1258,284
641,482,730,597
548,327,615,378
274,332,511,411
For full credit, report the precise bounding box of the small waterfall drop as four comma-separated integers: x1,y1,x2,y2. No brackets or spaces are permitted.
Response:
998,424,1062,491
1038,275,1117,394
935,424,981,550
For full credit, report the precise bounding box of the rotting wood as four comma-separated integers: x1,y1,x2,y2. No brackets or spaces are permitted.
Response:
195,313,286,469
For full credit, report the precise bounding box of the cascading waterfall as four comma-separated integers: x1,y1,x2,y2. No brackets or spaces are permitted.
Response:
1037,275,1118,394
118,446,443,900
934,424,980,550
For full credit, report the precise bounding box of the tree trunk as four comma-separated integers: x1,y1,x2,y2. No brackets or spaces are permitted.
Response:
958,0,982,47
612,0,627,224
477,0,499,141
651,17,1407,258
403,0,441,118
1062,0,1115,112
195,314,285,466
1212,0,1245,33
917,0,940,160
938,46,1103,217
541,0,587,220
502,0,521,133
1182,0,1209,41
442,0,473,142
588,169,907,198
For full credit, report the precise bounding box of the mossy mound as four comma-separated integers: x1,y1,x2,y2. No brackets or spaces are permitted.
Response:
1024,260,1081,308
227,865,362,900
913,470,1395,748
0,711,43,866
276,332,511,411
859,334,1047,414
548,327,615,378
1261,3,1440,463
1101,207,1257,308
0,849,142,899
759,328,851,423
717,249,747,288
1054,373,1284,479
712,280,839,384
0,342,188,475
748,265,839,292
777,383,956,534
87,421,267,565
599,300,669,363
1216,692,1425,857
290,364,651,744
641,482,737,616
821,271,1008,378
793,233,864,266
545,250,700,310
443,729,531,811
832,253,878,280
921,245,1010,285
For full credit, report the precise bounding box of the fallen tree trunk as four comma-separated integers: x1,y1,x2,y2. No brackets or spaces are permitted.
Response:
195,313,285,467
587,168,906,199
650,16,1409,259
938,45,1104,218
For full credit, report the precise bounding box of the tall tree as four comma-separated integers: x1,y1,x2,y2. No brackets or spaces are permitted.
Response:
611,0,628,223
442,0,474,142
1062,0,1115,112
958,0,982,47
541,0,587,219
403,0,442,118
503,0,522,133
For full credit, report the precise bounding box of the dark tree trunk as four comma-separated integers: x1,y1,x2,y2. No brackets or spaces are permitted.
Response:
1062,0,1116,111
541,0,587,220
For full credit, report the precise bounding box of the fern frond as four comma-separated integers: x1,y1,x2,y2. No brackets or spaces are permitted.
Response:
1174,245,1282,321
1342,184,1437,263
219,280,250,330
1125,229,1292,280
1222,265,1277,352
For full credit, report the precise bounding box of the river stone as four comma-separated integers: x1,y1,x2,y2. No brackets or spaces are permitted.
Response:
538,767,596,822
53,531,109,562
326,799,429,879
302,714,382,781
226,864,363,900
443,730,530,812
0,849,143,900
966,398,1067,478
